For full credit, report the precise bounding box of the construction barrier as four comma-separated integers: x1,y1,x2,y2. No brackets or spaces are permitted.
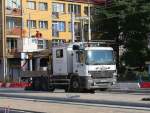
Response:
140,82,150,88
0,82,31,88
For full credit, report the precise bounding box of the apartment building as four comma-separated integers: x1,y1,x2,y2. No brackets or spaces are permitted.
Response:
51,0,89,41
0,0,106,82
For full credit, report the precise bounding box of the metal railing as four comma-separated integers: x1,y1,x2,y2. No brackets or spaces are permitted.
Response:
52,12,59,19
6,7,22,16
6,48,18,57
52,30,59,37
6,27,26,37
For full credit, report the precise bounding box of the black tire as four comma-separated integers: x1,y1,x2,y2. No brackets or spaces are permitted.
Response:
40,77,48,91
70,77,80,92
89,89,95,94
64,86,69,92
41,83,48,91
48,85,55,92
99,88,108,91
33,78,41,91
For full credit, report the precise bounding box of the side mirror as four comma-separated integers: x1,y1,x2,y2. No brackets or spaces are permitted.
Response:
73,45,79,50
80,63,84,66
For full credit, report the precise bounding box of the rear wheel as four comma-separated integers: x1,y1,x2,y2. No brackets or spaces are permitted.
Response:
33,78,41,91
89,89,95,93
99,88,108,91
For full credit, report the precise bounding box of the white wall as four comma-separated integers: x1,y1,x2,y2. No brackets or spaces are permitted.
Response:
17,38,47,52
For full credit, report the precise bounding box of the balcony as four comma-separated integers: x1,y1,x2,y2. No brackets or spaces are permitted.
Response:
6,48,19,58
6,27,26,37
17,38,48,52
52,12,59,19
52,31,59,37
6,7,22,17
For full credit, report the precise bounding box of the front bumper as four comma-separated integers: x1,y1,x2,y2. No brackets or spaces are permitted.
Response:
79,76,116,89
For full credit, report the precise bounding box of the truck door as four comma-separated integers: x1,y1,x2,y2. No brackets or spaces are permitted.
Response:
53,47,68,75
73,51,86,76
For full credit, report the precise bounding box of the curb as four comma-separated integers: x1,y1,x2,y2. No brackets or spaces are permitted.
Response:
140,82,150,88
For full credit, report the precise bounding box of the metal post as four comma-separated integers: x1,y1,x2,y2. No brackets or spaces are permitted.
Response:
29,13,31,38
81,19,85,42
29,59,33,71
71,5,75,42
88,0,91,41
36,58,40,71
2,0,7,81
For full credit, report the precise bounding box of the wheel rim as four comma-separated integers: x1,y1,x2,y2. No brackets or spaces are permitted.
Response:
72,80,79,89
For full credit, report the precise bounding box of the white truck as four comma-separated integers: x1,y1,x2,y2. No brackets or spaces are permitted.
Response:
22,41,117,92
50,42,117,92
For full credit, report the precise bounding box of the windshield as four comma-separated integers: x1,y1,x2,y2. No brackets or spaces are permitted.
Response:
85,50,114,65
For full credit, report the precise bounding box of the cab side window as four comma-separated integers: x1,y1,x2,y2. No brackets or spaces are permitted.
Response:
76,51,85,63
56,49,63,58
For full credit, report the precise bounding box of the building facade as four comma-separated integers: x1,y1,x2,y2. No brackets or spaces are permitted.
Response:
0,0,106,82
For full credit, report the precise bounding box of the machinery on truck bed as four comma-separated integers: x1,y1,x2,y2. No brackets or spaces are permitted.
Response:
21,41,117,92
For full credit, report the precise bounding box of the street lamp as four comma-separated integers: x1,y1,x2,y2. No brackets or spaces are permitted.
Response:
88,0,91,41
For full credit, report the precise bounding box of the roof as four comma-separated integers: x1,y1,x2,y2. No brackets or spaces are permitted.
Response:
60,0,107,5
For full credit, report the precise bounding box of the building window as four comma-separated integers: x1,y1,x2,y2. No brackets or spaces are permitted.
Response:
68,22,80,32
27,20,36,28
56,49,63,58
6,0,21,9
84,7,88,15
7,17,21,29
52,21,65,32
37,40,44,49
52,21,65,37
28,1,36,10
68,4,81,15
7,20,15,29
39,2,48,11
7,38,17,53
52,3,65,13
39,21,48,29
7,38,17,49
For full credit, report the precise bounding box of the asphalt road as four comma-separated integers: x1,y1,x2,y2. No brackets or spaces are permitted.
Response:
0,88,150,113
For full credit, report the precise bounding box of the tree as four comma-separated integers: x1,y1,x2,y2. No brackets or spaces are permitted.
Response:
92,0,150,70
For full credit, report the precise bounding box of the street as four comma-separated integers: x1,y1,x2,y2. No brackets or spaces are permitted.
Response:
0,88,150,113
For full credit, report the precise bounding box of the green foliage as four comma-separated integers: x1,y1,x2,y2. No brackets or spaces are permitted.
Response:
93,0,150,69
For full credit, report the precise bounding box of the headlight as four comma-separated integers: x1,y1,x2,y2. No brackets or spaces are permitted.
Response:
88,79,93,83
88,73,91,76
113,71,117,76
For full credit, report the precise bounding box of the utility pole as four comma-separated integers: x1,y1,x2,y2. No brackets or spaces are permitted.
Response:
28,13,31,38
81,19,85,42
71,5,75,43
88,0,91,41
2,0,7,82
28,13,33,71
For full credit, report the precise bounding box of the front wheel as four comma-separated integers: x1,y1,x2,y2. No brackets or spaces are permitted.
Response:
70,78,80,92
48,85,55,92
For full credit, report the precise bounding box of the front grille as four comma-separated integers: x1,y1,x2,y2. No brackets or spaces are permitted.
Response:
89,71,114,79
